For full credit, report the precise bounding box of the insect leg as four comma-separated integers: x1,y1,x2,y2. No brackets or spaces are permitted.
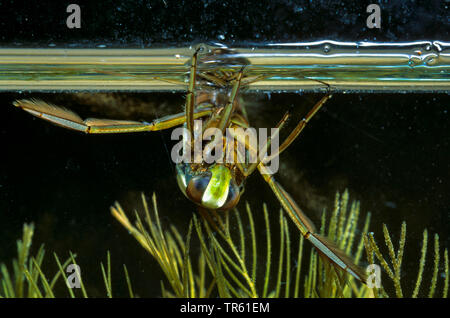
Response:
13,99,212,134
264,94,332,163
217,68,245,133
228,111,290,177
185,48,200,145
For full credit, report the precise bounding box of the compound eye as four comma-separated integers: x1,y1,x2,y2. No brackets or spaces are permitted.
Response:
219,182,241,211
186,174,212,204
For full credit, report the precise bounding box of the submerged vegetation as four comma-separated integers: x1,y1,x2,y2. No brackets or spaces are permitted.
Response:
0,191,448,298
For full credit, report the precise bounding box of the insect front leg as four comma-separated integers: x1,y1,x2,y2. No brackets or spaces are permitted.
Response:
265,94,333,163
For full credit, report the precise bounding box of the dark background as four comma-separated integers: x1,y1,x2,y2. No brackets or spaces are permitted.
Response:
0,0,448,46
0,0,449,297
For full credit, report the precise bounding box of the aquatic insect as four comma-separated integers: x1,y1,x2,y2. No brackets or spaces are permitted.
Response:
12,47,367,284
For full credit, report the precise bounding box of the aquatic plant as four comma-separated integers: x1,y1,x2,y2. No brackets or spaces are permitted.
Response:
0,224,133,298
111,191,448,298
364,222,449,298
111,192,368,297
0,191,448,298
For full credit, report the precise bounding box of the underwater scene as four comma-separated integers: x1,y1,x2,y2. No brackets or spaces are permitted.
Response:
0,1,448,301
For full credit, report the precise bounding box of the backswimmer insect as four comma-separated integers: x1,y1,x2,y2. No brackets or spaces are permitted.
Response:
12,47,367,284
